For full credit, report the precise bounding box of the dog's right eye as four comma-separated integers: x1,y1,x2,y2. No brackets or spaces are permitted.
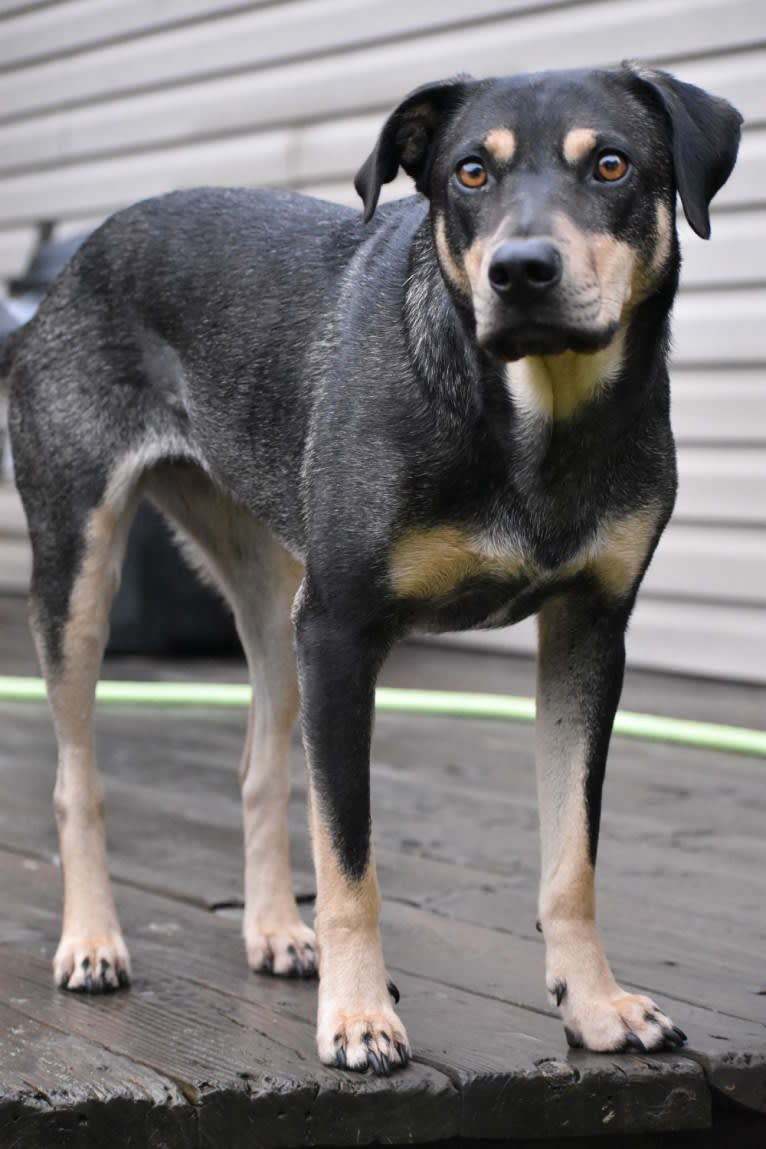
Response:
455,158,488,189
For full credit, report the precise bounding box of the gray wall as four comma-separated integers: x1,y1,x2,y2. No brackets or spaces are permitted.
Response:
0,0,764,681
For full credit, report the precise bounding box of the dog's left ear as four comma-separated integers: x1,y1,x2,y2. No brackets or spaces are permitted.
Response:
627,64,742,239
355,76,476,222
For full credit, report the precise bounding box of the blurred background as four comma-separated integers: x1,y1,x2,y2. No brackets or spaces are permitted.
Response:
0,0,764,684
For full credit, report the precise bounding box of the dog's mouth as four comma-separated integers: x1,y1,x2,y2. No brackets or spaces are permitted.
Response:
479,318,619,362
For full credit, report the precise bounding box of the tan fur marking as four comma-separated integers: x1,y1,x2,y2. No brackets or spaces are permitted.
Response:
632,201,674,302
434,214,471,294
484,127,516,163
507,329,627,421
550,212,637,328
390,525,524,599
563,127,597,165
589,233,636,323
309,781,409,1067
588,506,660,598
46,497,136,989
464,236,486,293
535,599,659,1051
651,201,673,277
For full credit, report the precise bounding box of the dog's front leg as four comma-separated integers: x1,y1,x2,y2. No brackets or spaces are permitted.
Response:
295,586,409,1074
536,591,686,1053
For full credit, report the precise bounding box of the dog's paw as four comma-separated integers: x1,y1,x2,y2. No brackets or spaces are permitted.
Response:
53,933,131,993
318,1007,411,1074
551,979,687,1053
246,920,317,978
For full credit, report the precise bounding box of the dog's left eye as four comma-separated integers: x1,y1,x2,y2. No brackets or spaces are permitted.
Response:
595,152,629,182
455,158,488,189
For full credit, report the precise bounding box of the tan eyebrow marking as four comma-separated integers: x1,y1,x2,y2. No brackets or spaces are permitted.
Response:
563,127,597,165
483,128,516,163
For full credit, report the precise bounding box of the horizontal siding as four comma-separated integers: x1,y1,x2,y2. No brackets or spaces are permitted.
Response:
0,534,30,593
1,118,765,229
645,524,766,604
0,4,764,182
675,448,766,525
440,599,766,683
0,484,31,592
0,0,270,67
671,370,766,442
679,211,766,288
0,0,557,121
669,46,766,126
672,291,766,364
0,224,35,280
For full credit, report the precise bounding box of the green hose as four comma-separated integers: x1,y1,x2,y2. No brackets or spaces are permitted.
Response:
0,674,763,759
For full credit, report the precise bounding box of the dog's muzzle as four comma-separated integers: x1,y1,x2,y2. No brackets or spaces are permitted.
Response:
477,237,616,361
487,240,563,304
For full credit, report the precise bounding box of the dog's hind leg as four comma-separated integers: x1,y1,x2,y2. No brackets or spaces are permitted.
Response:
24,464,140,992
236,546,316,977
146,465,316,977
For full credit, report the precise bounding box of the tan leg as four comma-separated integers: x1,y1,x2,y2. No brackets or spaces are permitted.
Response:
536,594,684,1052
36,497,136,991
236,547,316,976
146,464,315,975
309,783,409,1070
294,589,410,1073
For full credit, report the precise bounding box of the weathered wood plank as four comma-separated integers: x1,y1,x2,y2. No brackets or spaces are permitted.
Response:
0,1000,196,1149
6,841,762,1114
0,944,460,1148
0,852,714,1142
2,702,765,971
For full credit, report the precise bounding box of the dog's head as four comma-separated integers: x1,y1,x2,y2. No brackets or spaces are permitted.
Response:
355,66,741,363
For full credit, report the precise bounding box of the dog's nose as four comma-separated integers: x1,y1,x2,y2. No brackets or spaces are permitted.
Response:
488,240,562,301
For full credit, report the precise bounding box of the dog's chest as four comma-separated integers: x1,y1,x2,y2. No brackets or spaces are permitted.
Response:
388,511,656,631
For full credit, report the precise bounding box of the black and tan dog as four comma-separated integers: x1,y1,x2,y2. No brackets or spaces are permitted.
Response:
2,64,741,1074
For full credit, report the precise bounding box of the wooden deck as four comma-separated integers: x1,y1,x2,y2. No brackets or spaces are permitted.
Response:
0,596,764,1147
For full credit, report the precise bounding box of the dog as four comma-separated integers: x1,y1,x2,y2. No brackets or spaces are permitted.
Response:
2,63,741,1074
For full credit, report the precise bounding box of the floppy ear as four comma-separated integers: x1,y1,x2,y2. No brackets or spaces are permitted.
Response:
627,65,742,239
354,76,475,222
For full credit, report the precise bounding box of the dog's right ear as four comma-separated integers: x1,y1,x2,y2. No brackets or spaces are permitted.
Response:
354,77,475,222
